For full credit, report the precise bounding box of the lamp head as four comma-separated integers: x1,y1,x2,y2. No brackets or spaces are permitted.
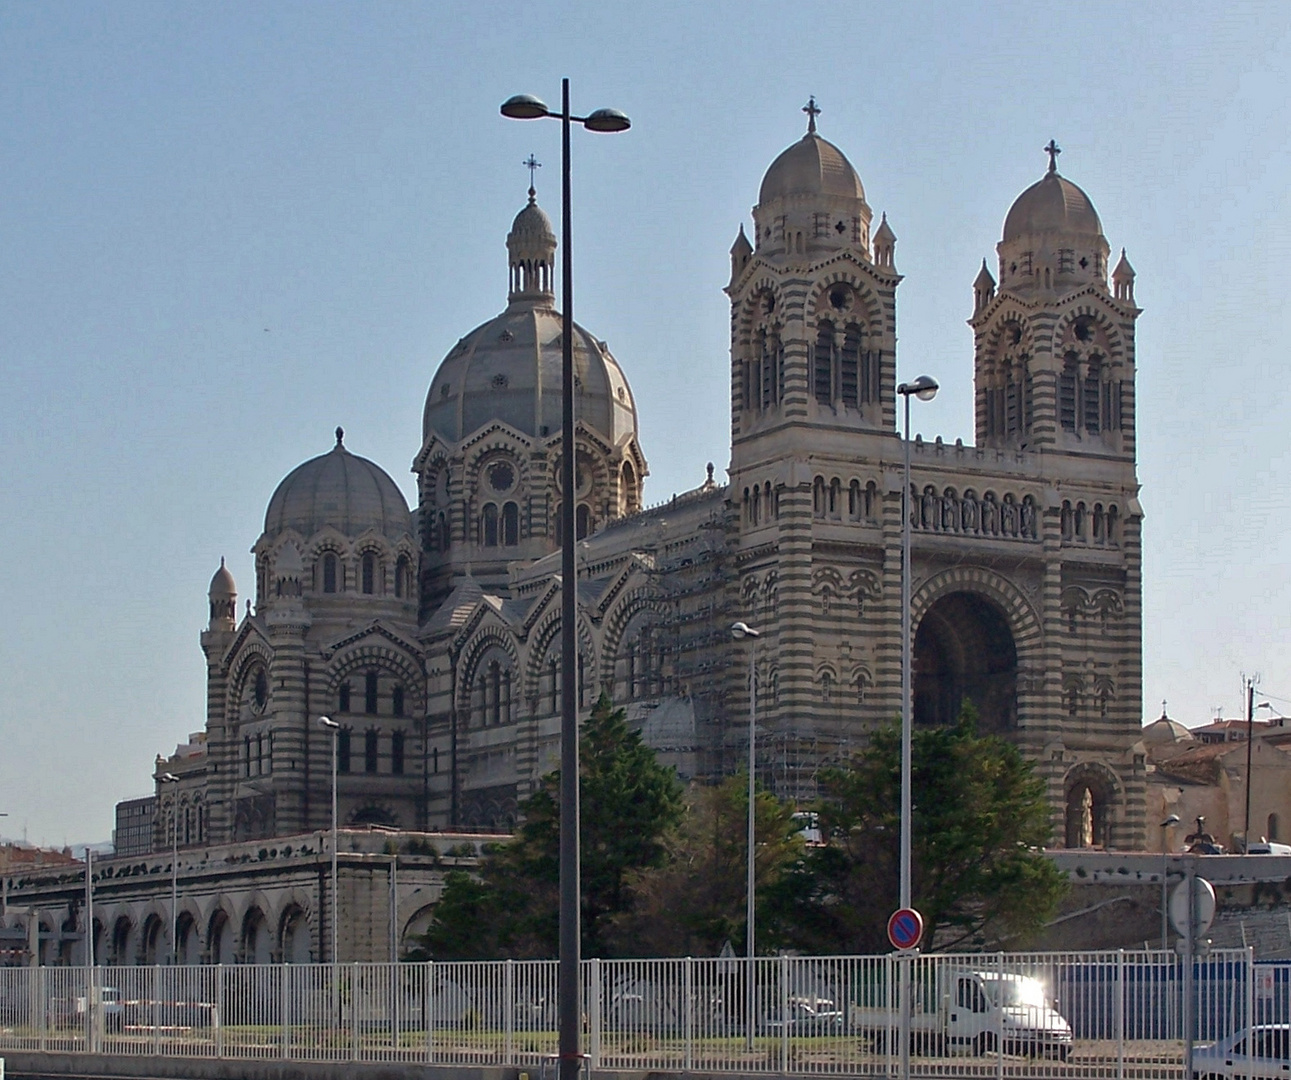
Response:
583,107,631,133
319,716,340,730
730,621,760,640
159,773,179,784
1161,814,1181,828
898,375,939,401
500,94,550,120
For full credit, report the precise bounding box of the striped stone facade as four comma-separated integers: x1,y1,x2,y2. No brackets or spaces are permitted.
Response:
163,120,1145,861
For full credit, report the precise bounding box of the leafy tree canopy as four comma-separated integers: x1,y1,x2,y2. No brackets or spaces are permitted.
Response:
767,704,1067,953
414,692,684,959
607,773,803,957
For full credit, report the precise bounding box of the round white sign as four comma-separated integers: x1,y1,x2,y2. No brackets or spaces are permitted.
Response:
1169,876,1216,938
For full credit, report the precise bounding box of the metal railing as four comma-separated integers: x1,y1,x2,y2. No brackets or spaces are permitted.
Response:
0,949,1282,1077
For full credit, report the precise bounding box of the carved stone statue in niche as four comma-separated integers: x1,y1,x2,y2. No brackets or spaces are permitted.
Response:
982,496,999,535
921,487,936,529
1020,497,1036,538
961,492,978,533
941,491,957,531
1002,496,1018,537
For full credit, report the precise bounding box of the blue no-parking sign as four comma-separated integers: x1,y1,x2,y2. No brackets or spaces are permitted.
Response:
887,907,924,951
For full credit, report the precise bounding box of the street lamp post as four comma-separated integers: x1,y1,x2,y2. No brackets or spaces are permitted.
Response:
319,717,340,965
896,374,938,1079
501,80,630,1080
1160,813,1180,949
158,773,180,963
730,621,760,1049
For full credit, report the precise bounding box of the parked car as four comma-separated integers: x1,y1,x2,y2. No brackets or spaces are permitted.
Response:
1192,1024,1290,1079
761,996,845,1035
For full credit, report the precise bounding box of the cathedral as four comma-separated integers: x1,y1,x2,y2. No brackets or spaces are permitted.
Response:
175,109,1147,857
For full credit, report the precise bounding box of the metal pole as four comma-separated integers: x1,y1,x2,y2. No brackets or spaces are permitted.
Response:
1244,677,1255,850
899,387,913,1080
1161,850,1168,950
85,848,93,968
557,74,582,1080
331,731,339,964
746,643,756,1051
1183,855,1195,1080
171,806,178,963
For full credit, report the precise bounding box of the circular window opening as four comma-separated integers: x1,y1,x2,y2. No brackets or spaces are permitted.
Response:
829,287,850,311
487,461,516,493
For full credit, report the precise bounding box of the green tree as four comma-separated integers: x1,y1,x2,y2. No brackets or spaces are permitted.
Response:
768,704,1066,953
416,692,684,958
606,774,803,957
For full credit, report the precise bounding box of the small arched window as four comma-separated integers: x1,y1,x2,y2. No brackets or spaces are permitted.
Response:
820,671,833,704
576,504,591,540
814,319,835,405
338,681,351,713
829,478,841,518
482,504,499,547
391,731,405,775
502,502,519,546
813,476,826,518
840,325,861,407
394,555,410,598
337,729,351,774
361,552,376,594
365,671,378,715
392,685,405,718
364,730,378,774
322,554,338,593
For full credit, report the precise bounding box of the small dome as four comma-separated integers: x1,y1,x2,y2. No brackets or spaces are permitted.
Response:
509,194,555,247
1003,171,1103,243
209,558,236,598
264,429,412,542
759,133,865,205
1143,715,1194,746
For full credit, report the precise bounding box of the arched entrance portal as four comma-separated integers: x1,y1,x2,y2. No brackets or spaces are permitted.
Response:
913,591,1018,734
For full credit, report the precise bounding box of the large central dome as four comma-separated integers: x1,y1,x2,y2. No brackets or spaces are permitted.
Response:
422,306,637,445
421,190,639,448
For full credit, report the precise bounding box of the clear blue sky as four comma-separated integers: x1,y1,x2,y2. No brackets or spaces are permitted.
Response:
2,1,1288,846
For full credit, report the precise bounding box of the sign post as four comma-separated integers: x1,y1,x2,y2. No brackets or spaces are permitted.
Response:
889,908,924,1079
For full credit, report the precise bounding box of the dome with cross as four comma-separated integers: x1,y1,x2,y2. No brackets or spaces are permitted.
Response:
421,187,640,450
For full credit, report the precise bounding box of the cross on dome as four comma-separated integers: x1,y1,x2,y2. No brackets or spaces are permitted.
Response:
523,154,542,199
803,95,821,134
1045,139,1061,174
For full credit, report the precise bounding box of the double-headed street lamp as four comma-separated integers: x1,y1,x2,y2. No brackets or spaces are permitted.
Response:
896,374,938,1080
730,621,760,1049
319,716,340,965
501,80,630,1080
158,772,180,963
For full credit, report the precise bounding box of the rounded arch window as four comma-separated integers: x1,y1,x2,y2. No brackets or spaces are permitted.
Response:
322,553,338,593
576,504,592,540
253,669,268,711
361,552,378,594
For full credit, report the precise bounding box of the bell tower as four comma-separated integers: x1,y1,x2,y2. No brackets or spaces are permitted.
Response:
971,142,1140,458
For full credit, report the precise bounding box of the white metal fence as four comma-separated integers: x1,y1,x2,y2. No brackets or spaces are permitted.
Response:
0,950,1284,1077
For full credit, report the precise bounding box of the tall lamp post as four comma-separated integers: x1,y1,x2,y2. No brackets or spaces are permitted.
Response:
319,717,340,965
501,80,630,1080
897,374,938,1079
1160,813,1180,949
158,773,180,963
730,621,760,1049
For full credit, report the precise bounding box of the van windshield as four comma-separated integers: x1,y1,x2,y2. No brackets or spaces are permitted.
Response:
985,979,1046,1008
